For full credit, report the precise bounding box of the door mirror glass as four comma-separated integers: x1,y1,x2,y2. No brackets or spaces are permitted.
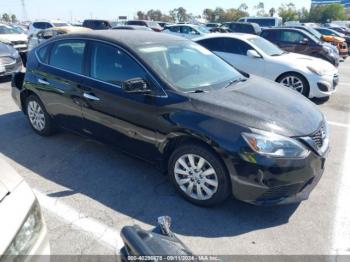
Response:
247,49,261,58
123,78,151,94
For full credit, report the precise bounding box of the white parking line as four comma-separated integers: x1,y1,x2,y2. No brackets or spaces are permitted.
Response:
331,121,350,254
328,121,350,128
33,189,124,253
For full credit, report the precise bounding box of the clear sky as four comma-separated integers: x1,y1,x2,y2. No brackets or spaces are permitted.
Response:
1,0,312,22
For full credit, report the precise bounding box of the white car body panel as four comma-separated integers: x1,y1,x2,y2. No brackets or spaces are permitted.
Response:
0,157,50,257
195,33,338,98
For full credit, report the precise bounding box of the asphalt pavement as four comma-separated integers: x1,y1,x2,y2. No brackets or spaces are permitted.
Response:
0,59,349,258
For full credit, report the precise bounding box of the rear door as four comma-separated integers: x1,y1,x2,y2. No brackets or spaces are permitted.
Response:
32,39,87,131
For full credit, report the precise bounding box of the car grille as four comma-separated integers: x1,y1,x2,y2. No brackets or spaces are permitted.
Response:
310,124,327,149
258,183,302,201
0,56,16,65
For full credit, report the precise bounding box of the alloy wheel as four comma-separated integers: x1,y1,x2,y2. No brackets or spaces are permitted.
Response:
280,75,304,94
174,154,218,200
27,100,46,131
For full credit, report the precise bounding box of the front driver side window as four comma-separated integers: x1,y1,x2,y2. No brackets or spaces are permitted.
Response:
90,42,147,86
280,31,305,43
222,38,251,55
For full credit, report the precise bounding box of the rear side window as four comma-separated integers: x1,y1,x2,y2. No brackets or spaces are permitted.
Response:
196,38,225,52
168,26,180,33
222,38,251,55
49,40,86,74
33,22,52,30
279,31,305,43
261,30,278,41
37,45,50,64
127,21,145,26
89,42,146,85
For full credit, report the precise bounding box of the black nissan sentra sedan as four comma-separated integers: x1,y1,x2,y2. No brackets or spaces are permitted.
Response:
12,30,329,206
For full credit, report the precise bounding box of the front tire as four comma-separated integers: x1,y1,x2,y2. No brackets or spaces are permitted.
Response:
277,73,310,97
26,95,55,136
168,143,231,206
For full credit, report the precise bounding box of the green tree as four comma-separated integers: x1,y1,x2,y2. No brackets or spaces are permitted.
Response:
308,4,346,23
169,7,189,22
269,8,276,17
136,11,145,20
298,7,310,22
11,14,17,23
2,13,10,22
203,8,214,21
146,9,163,21
278,3,298,22
254,2,267,16
238,3,248,12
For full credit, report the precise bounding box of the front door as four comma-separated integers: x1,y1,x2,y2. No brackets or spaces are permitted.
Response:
80,41,166,160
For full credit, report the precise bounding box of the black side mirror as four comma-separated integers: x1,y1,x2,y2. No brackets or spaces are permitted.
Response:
123,78,151,94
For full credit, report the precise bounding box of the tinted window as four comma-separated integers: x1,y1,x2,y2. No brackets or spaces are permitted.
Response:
279,31,306,43
222,38,251,55
37,45,50,64
181,26,198,35
90,42,146,85
127,21,146,26
168,26,180,33
33,22,52,30
49,40,86,74
196,38,225,52
246,18,275,27
261,30,278,41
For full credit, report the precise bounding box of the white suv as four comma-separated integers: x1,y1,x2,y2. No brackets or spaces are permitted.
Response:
28,20,70,36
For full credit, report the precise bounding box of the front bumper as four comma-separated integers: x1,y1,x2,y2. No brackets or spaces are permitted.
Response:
308,72,339,98
228,144,328,206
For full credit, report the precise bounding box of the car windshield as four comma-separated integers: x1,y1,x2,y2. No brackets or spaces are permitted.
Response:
323,28,345,37
248,36,285,56
305,27,322,39
0,25,18,34
136,41,243,92
195,25,210,33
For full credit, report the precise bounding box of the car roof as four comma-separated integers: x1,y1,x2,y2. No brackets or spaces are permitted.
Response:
50,30,186,48
194,32,258,42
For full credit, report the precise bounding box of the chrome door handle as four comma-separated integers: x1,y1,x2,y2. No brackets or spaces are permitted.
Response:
83,93,100,101
38,78,50,85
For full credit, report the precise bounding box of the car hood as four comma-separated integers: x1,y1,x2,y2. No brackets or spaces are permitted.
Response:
271,52,336,73
0,42,16,56
0,157,24,202
0,34,28,42
188,76,324,137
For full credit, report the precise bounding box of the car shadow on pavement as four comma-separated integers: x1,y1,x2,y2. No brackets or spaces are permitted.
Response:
0,111,299,238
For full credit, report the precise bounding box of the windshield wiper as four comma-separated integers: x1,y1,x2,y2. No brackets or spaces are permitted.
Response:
187,89,207,93
224,78,247,88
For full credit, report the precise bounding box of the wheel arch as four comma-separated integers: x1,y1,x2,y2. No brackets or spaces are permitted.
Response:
20,89,38,114
275,71,310,97
160,132,233,179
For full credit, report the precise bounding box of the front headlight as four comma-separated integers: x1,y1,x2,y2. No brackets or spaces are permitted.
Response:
242,131,310,158
307,66,328,76
4,200,43,256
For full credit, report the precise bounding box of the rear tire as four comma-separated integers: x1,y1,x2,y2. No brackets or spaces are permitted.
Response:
168,143,231,206
26,95,55,136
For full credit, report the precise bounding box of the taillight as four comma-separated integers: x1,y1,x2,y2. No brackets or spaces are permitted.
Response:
152,28,161,32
